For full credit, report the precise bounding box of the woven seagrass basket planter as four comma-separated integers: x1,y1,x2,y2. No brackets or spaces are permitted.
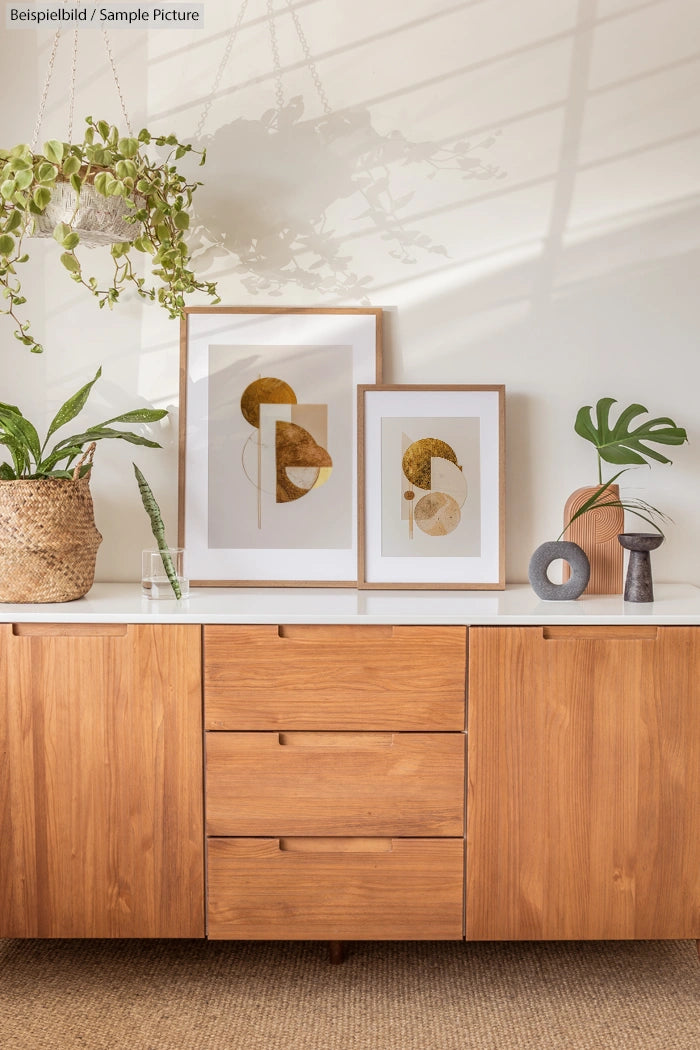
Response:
0,473,102,603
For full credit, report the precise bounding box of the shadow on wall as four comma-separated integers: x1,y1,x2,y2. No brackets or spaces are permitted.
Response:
189,97,506,299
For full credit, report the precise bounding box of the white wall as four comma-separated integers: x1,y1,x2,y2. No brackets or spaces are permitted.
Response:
1,0,698,584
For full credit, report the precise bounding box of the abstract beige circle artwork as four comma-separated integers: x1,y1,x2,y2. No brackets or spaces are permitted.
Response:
401,436,466,541
275,420,333,503
240,376,333,526
414,491,461,535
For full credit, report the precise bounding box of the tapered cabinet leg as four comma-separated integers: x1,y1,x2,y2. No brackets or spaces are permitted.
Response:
328,941,347,964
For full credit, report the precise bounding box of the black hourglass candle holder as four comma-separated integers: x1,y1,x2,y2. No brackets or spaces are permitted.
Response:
618,533,664,602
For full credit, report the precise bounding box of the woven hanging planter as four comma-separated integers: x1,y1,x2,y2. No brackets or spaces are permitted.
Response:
0,445,102,603
31,178,144,248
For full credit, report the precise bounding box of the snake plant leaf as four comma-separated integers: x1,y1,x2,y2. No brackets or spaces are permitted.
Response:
575,398,688,467
44,367,103,444
133,462,181,599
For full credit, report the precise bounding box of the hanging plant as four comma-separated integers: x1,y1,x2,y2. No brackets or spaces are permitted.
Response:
0,116,220,353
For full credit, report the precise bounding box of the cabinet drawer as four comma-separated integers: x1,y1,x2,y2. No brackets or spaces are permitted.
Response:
204,624,466,730
207,837,464,940
206,731,465,837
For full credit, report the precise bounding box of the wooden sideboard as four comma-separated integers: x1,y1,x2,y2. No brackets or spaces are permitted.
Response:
1,584,699,950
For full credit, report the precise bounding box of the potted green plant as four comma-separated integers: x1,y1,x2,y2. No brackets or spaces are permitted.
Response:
529,398,687,602
563,396,688,534
561,397,688,600
0,116,219,353
0,366,167,602
573,395,687,486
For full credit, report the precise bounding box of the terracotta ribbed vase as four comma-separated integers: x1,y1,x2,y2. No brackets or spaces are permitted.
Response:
562,484,624,595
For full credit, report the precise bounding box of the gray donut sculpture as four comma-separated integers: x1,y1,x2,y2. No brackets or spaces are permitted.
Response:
528,540,591,601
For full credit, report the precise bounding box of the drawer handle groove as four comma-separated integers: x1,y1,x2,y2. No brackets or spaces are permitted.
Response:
277,732,395,748
542,626,658,641
278,837,393,853
276,625,395,641
12,623,128,638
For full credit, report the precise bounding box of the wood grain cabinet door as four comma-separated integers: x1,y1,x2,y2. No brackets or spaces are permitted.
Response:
467,626,700,940
0,623,204,938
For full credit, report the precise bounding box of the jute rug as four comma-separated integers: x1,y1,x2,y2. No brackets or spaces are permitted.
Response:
1,938,698,1050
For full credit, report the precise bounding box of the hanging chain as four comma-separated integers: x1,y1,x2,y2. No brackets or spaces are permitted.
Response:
102,29,133,134
30,28,62,150
29,0,331,151
194,0,250,139
31,18,132,146
267,0,285,115
67,27,79,142
193,0,333,136
284,0,331,115
66,0,83,140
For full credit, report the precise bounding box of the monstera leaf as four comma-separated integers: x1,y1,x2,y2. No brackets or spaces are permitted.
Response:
575,397,687,477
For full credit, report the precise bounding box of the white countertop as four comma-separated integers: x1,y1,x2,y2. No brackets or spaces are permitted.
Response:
1,582,700,625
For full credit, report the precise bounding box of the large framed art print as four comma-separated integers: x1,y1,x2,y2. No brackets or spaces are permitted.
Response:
179,307,382,586
358,385,505,589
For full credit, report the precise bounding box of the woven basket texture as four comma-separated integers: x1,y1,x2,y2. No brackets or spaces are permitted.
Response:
0,477,102,603
32,181,143,247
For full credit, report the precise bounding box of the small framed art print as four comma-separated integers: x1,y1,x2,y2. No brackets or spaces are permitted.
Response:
179,307,382,586
358,384,505,589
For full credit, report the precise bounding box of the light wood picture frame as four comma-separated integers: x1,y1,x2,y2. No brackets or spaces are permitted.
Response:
179,307,382,586
358,384,505,589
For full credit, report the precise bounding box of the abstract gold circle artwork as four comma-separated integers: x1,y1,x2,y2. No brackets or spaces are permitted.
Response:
240,377,297,428
402,438,458,489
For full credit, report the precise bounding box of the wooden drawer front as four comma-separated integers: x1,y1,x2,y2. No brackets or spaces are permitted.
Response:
204,624,466,730
207,837,464,940
206,732,465,837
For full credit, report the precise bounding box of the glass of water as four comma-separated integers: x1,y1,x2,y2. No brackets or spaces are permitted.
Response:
141,548,190,599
